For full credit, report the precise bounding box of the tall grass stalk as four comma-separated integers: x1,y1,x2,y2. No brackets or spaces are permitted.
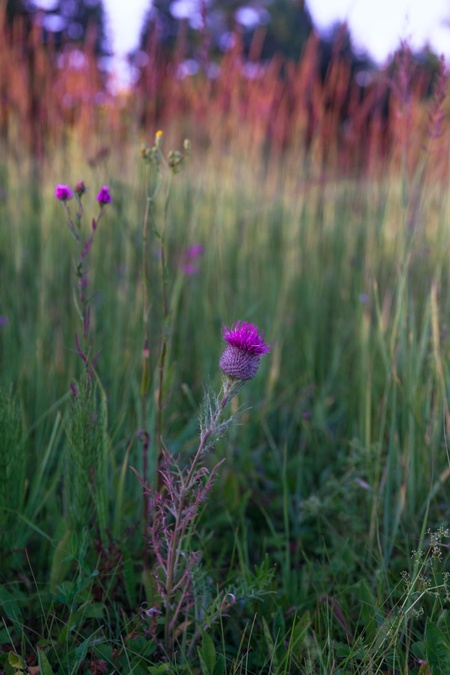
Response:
139,133,189,545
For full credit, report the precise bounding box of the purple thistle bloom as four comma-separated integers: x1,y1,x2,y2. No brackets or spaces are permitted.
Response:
55,184,73,201
222,321,270,355
97,185,112,205
219,321,270,380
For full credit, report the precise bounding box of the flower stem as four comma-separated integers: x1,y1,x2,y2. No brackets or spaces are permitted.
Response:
163,377,234,657
140,164,152,559
156,172,173,491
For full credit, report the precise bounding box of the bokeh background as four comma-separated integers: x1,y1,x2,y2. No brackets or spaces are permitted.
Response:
2,1,450,673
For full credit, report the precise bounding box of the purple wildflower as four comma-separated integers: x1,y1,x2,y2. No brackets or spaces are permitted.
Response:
181,243,203,275
186,244,204,259
219,321,270,380
183,263,199,275
0,315,8,327
96,185,112,206
55,184,73,201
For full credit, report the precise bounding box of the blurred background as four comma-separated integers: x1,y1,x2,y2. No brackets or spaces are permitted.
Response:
3,2,450,671
3,0,449,162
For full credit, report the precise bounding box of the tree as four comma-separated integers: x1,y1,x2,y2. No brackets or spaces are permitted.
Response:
6,0,110,56
138,0,314,63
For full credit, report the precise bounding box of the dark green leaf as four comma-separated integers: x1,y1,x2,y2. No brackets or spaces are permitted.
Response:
425,619,450,674
37,649,54,675
198,632,216,674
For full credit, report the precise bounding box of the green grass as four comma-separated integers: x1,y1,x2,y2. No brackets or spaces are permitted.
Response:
1,132,450,673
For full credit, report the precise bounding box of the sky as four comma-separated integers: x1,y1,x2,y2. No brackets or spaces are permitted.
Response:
103,0,148,60
103,0,450,67
309,0,450,63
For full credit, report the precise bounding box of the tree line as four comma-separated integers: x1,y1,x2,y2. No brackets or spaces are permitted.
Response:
5,0,442,87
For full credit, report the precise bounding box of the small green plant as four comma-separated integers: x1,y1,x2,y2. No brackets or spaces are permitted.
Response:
383,527,450,673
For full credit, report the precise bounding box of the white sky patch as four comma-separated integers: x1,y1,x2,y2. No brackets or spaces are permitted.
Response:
308,0,450,64
104,0,149,56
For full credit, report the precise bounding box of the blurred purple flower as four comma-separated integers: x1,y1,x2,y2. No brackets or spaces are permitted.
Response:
186,244,204,259
55,184,73,201
219,321,270,380
97,185,112,205
0,315,8,327
183,263,199,275
181,243,204,275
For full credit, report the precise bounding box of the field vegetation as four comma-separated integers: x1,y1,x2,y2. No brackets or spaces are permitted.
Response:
1,10,450,674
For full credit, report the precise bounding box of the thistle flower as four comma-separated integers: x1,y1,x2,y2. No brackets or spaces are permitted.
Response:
55,184,73,201
96,185,112,206
219,321,270,380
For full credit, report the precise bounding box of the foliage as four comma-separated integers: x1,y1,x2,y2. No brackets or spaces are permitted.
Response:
140,0,315,62
6,0,109,56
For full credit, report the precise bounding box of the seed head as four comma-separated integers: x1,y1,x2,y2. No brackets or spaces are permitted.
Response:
168,150,184,174
219,321,270,380
74,180,87,197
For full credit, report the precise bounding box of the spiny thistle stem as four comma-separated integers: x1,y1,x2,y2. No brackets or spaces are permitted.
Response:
164,381,227,658
185,379,234,488
162,376,238,657
164,322,270,636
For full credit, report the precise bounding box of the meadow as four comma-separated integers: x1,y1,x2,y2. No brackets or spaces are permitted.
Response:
1,17,450,673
